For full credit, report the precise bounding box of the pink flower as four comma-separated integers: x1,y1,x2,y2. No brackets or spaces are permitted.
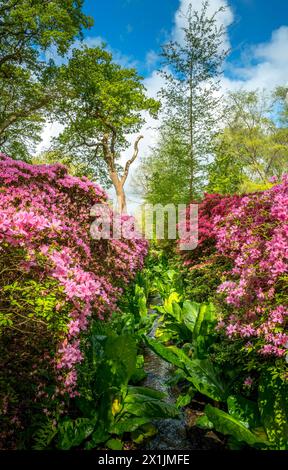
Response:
243,377,253,388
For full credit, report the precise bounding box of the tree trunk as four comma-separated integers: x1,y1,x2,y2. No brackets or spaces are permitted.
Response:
109,171,127,214
116,185,127,214
189,64,194,201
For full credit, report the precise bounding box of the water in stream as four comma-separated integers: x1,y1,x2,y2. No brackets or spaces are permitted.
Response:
142,295,224,450
142,295,194,450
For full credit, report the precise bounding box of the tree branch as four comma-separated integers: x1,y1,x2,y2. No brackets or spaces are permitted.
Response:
121,135,143,185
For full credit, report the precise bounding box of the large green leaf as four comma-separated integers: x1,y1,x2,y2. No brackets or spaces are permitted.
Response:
166,346,225,401
227,395,261,429
205,405,269,448
181,301,200,333
172,302,182,322
85,425,110,450
145,337,225,401
122,390,179,419
106,438,123,450
110,417,152,435
127,386,166,400
258,372,288,450
163,292,181,315
185,358,226,401
104,334,137,384
134,284,148,319
131,423,157,444
193,303,207,340
144,337,184,369
57,417,96,450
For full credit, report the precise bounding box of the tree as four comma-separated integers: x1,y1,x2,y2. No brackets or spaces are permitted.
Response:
33,149,97,180
135,120,191,205
207,89,288,194
53,46,160,212
0,0,92,69
0,0,92,159
0,64,59,160
159,0,229,199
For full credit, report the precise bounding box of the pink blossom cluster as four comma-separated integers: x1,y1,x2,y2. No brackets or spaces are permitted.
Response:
177,193,242,265
214,176,288,357
179,178,288,359
0,154,148,396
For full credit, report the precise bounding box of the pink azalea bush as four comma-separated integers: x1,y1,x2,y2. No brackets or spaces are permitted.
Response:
0,153,148,426
176,193,241,302
177,193,242,266
179,179,288,360
215,176,288,358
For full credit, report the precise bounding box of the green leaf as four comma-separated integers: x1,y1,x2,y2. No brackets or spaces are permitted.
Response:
258,372,288,450
227,395,261,429
163,292,181,315
145,337,225,401
110,417,152,435
144,337,184,369
195,414,214,430
205,405,269,448
122,390,179,419
131,423,157,444
57,418,96,450
127,386,166,400
193,303,207,339
104,334,137,384
106,439,123,450
168,348,226,402
176,390,195,408
181,301,200,333
85,426,110,449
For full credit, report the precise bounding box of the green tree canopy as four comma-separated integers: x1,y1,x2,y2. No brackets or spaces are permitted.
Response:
53,45,160,211
207,89,288,194
0,0,92,160
136,120,191,205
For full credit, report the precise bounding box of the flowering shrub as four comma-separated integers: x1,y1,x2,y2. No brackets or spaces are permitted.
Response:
178,193,242,266
0,154,148,446
177,194,241,302
179,180,288,360
215,176,288,359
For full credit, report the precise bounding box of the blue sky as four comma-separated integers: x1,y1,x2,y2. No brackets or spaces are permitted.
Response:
82,0,288,79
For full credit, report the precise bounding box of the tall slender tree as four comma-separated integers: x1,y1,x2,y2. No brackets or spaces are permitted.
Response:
160,0,229,199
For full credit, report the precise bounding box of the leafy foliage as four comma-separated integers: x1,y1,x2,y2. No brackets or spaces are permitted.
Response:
0,0,92,159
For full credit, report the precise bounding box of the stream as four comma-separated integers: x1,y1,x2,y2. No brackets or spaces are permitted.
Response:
142,294,224,450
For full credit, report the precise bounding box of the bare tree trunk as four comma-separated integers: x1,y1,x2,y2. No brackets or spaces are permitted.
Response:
104,134,143,214
116,186,127,214
109,171,127,214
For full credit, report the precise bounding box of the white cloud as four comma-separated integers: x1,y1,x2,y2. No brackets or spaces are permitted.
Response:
222,26,288,92
145,50,159,70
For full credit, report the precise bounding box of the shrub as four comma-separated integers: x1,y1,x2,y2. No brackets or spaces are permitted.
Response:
0,154,148,448
179,180,288,363
215,176,288,360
